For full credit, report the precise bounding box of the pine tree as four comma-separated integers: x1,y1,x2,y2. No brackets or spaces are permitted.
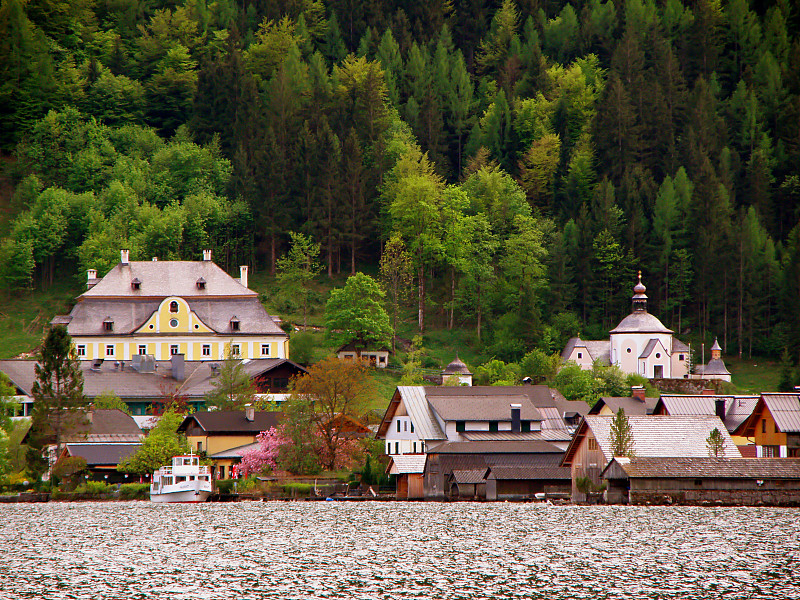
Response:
609,408,635,458
28,326,88,476
706,427,726,457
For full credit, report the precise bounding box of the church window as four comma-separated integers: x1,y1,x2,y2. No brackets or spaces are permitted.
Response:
169,318,179,328
626,348,631,353
169,301,179,313
655,353,661,359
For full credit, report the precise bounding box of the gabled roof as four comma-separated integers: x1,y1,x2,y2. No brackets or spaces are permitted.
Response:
672,338,690,352
177,411,284,435
603,457,800,480
386,455,427,475
562,415,741,466
82,409,143,441
590,396,656,416
427,393,542,422
655,395,758,432
736,394,800,436
376,387,446,440
209,441,260,459
561,337,611,364
639,338,666,359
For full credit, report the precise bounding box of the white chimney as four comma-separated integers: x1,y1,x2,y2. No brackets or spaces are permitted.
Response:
120,249,129,265
152,257,158,262
203,249,212,261
87,269,97,280
239,265,248,289
245,405,255,422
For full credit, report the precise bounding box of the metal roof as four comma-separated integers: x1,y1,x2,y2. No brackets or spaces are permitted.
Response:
463,430,574,442
396,386,446,440
762,394,800,433
428,440,563,454
605,457,800,479
656,395,759,432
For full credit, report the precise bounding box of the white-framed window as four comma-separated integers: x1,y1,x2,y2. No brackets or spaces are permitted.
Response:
76,345,86,357
577,352,583,359
202,344,211,357
138,345,147,355
105,345,115,357
261,344,270,356
231,344,240,357
170,345,179,355
169,318,179,328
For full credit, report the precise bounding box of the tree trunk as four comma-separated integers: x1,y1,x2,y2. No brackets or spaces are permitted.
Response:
418,265,425,332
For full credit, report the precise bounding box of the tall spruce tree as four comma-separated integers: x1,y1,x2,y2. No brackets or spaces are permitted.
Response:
28,326,88,477
609,408,635,458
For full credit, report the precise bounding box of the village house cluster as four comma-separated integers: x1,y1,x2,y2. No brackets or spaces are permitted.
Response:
2,253,800,505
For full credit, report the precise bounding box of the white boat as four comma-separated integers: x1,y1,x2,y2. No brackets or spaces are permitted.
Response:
150,454,213,503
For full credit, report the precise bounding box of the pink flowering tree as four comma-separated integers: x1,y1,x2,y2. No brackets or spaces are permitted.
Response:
239,427,287,477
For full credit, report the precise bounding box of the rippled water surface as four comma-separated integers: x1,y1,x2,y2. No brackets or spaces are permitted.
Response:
1,502,798,599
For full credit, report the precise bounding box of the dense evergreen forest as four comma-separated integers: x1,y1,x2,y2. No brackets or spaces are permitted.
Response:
1,0,799,365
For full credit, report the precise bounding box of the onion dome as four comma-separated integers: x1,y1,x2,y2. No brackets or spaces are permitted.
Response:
631,271,648,313
442,354,472,375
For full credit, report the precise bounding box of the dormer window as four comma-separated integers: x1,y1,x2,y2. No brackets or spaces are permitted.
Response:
131,278,141,290
103,317,114,332
196,277,206,290
169,301,179,313
230,317,240,331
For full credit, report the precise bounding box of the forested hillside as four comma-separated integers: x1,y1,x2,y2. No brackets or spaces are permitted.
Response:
0,0,798,364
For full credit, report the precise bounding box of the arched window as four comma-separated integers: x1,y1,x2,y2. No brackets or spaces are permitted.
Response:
169,301,179,313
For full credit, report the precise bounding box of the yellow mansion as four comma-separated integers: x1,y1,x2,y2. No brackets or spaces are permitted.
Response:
53,250,288,362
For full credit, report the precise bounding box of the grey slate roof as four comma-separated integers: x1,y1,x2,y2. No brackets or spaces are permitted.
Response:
610,311,673,334
485,465,571,480
655,395,758,432
606,457,800,479
178,411,284,435
672,339,690,352
561,337,611,364
65,443,141,466
81,261,254,298
698,358,731,376
442,356,472,375
0,358,295,400
639,338,666,359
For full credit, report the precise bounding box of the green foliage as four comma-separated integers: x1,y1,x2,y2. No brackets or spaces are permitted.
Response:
552,362,599,405
117,409,189,476
475,359,520,386
399,335,425,386
92,390,131,414
119,482,150,500
706,427,726,457
325,273,393,351
277,232,322,329
288,331,316,366
609,408,635,458
204,355,256,410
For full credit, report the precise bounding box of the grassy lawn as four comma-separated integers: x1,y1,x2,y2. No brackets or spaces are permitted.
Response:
0,280,80,359
727,357,781,393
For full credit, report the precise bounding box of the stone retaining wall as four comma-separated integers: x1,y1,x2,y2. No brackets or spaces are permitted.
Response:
630,489,800,506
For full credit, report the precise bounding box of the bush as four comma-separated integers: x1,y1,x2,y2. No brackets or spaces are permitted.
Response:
216,479,235,494
119,483,150,500
75,481,113,495
281,482,313,496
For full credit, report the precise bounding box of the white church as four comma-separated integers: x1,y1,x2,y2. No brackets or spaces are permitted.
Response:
561,273,691,379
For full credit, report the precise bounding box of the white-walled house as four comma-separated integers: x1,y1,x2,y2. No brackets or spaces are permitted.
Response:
562,273,690,379
376,386,589,457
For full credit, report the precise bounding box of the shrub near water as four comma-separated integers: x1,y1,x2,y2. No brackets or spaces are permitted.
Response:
120,483,150,500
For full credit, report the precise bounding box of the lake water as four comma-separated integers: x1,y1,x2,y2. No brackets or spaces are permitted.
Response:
0,502,797,599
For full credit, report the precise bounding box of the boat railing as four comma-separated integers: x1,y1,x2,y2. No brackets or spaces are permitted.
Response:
158,465,211,476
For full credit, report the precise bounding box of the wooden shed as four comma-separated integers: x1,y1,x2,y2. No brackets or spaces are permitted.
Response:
484,466,571,500
386,455,426,499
